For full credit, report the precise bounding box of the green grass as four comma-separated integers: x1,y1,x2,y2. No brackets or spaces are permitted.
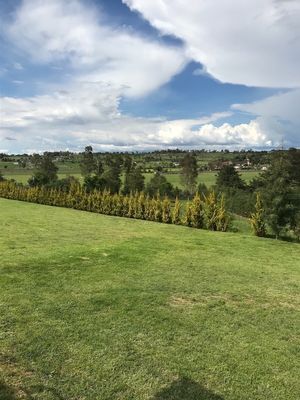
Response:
3,169,258,188
144,171,258,188
3,173,83,184
0,199,299,399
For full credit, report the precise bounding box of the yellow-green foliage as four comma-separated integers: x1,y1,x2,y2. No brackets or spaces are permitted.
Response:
204,192,218,231
250,192,266,237
154,193,162,222
172,197,181,225
183,201,193,227
216,194,230,232
162,196,172,224
204,192,230,232
190,192,204,229
0,181,230,233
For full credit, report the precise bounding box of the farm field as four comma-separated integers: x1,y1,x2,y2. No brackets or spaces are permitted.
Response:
0,198,299,399
2,170,259,188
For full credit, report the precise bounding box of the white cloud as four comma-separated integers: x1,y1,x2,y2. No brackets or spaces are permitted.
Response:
124,0,300,88
233,89,300,146
0,84,274,152
1,0,299,152
6,0,187,97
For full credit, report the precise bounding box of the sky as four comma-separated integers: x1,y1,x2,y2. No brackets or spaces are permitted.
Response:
0,0,299,153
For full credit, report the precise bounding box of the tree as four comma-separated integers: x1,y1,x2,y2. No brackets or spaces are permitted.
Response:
146,173,174,197
197,183,208,197
258,154,297,238
250,192,266,237
291,211,300,241
203,192,218,231
287,148,300,185
183,202,193,227
123,154,134,174
154,193,163,222
162,196,172,223
28,153,58,186
190,192,204,228
102,155,122,194
80,146,96,177
123,167,145,194
52,176,80,192
180,152,198,192
216,165,245,190
216,194,230,232
83,175,107,192
172,198,181,225
94,158,104,177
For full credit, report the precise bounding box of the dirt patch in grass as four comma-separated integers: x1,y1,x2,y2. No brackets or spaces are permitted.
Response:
169,293,300,311
0,353,33,399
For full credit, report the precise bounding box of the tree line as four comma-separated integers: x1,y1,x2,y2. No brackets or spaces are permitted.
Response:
0,180,229,232
213,149,300,240
1,146,299,240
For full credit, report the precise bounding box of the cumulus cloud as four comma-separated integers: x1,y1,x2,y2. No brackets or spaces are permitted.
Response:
124,0,300,88
6,0,187,97
233,89,300,146
0,83,274,152
1,0,299,152
123,0,300,147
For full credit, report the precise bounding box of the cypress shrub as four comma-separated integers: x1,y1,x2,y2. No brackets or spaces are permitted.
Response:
162,196,172,224
172,197,181,225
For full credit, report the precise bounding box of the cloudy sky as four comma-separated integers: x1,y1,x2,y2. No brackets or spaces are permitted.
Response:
0,0,299,153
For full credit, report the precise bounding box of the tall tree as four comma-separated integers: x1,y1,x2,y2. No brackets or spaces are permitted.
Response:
146,173,173,197
28,153,58,186
80,146,96,177
258,154,297,238
180,152,198,192
123,166,145,194
123,154,134,174
102,154,122,193
287,148,300,185
250,192,266,237
216,165,245,190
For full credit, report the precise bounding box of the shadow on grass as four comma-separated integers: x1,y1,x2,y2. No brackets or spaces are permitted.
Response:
153,377,224,400
0,382,66,400
0,382,17,400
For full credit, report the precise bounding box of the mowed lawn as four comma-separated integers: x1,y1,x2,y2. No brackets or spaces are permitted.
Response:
0,199,299,400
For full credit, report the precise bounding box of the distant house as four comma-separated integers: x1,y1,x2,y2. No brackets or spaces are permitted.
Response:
208,160,233,171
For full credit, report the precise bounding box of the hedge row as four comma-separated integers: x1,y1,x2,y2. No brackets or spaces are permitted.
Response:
0,181,229,231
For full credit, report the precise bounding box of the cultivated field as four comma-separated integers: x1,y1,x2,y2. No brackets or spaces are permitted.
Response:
0,199,299,399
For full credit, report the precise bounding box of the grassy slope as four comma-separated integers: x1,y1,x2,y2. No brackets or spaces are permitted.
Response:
0,199,299,400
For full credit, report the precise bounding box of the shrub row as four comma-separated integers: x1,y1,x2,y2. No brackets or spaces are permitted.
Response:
0,181,229,231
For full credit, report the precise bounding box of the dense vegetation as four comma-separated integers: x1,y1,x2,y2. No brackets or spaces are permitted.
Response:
0,180,229,232
1,147,299,240
0,199,299,399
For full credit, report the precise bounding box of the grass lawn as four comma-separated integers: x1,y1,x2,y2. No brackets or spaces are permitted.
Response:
137,171,258,189
3,170,258,188
0,199,299,399
2,173,83,185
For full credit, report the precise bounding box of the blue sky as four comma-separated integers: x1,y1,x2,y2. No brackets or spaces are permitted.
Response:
0,0,299,153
